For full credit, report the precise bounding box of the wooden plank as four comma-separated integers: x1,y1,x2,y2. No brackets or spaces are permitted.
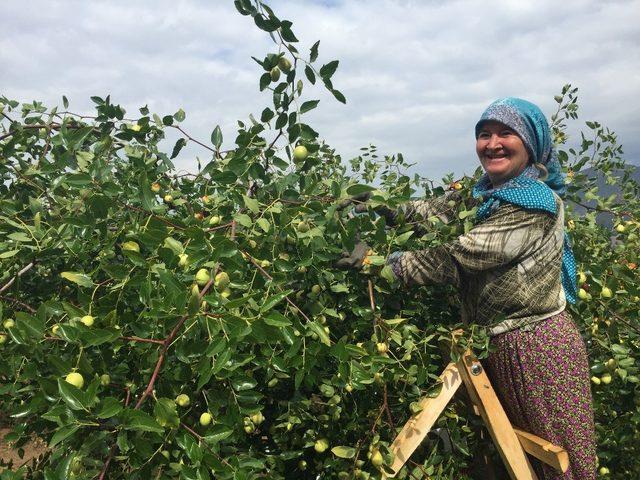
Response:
385,362,462,478
513,428,570,473
457,351,539,480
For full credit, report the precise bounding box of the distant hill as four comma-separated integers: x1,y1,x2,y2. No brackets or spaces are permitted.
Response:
568,164,639,228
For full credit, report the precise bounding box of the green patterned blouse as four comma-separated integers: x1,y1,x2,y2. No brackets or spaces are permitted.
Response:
390,191,567,336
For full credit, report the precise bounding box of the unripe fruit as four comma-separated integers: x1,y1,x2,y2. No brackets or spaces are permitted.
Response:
298,459,307,470
314,438,329,453
121,241,140,253
345,384,353,393
248,239,257,248
452,182,463,191
578,288,589,300
370,449,384,467
268,378,278,387
221,288,232,299
3,319,15,329
376,342,389,354
278,56,292,72
199,412,213,426
215,271,230,289
161,450,170,460
195,269,211,286
130,124,142,132
606,358,617,370
209,215,221,226
311,284,322,296
163,194,173,203
599,466,610,475
601,287,613,298
51,324,60,335
100,374,111,386
296,221,310,233
260,259,271,268
175,394,190,407
65,372,84,389
616,224,626,233
80,315,94,327
151,182,161,193
0,333,7,344
293,145,308,162
178,253,189,267
600,373,612,385
578,271,587,284
270,66,281,82
244,424,254,434
201,195,211,205
591,376,601,385
250,411,264,425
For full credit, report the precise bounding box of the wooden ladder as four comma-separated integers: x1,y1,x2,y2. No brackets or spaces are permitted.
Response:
383,349,570,479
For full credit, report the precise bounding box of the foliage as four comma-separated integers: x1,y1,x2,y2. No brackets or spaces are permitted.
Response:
0,2,639,479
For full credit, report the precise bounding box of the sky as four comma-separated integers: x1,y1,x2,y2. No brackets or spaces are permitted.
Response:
2,0,639,183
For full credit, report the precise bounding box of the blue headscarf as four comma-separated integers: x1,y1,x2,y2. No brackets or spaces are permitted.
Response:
471,97,578,304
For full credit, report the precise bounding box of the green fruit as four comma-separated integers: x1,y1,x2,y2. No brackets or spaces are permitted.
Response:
278,56,292,72
195,269,211,286
209,215,221,226
215,271,230,289
293,145,308,162
345,384,353,392
376,342,389,354
220,288,232,299
51,324,60,335
163,194,173,203
178,253,189,267
100,374,111,386
591,376,601,385
601,287,613,298
605,358,617,370
578,271,587,284
0,333,7,344
578,288,589,300
600,373,612,384
311,284,322,296
121,241,140,253
80,315,94,327
370,449,384,467
201,195,211,205
296,221,310,233
175,394,190,407
298,459,307,470
599,466,610,475
66,372,84,389
3,319,15,329
250,411,264,425
314,438,329,453
161,450,170,460
199,412,213,426
616,224,626,233
260,259,271,268
244,424,255,434
270,66,281,82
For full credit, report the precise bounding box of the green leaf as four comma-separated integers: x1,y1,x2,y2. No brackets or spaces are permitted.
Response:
305,66,316,85
331,446,355,459
256,218,270,232
60,272,93,288
0,250,21,259
346,184,376,196
120,409,164,433
171,138,187,159
308,321,331,346
96,397,124,419
330,89,346,104
15,311,45,338
260,290,293,313
234,213,253,228
263,311,292,327
310,40,320,63
203,425,233,444
163,237,184,255
394,231,414,246
154,397,180,429
243,195,260,214
319,60,339,79
300,100,320,114
211,125,223,149
231,376,257,391
174,108,186,122
49,424,80,448
57,379,91,411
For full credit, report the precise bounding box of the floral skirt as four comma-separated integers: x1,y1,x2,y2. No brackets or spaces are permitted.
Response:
484,311,596,480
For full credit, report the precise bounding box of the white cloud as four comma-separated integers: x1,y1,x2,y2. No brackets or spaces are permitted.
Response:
2,0,638,182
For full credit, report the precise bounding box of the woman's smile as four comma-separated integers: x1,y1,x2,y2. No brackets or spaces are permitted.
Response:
476,120,530,186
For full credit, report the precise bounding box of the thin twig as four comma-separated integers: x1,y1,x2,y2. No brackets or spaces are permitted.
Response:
0,262,35,294
0,295,36,313
119,336,165,345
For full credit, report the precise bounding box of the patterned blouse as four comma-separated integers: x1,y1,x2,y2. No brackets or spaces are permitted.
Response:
388,191,567,336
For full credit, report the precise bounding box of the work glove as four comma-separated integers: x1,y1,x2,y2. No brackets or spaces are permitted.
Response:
338,191,399,226
334,241,371,270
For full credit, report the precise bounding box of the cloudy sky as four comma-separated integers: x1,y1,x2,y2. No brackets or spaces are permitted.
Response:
2,0,639,182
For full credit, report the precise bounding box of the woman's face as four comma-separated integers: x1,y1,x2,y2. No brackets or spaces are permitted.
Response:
476,120,530,186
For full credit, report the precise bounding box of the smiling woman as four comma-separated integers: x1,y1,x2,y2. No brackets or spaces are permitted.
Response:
379,97,597,479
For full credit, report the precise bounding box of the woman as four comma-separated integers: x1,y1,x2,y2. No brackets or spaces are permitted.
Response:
344,98,596,479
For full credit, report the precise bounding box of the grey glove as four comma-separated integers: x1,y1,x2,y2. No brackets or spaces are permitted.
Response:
335,241,370,270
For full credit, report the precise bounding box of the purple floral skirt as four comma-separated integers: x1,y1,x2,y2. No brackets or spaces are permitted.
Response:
484,311,596,480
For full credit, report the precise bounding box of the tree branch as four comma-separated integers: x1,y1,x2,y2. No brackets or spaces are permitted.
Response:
0,262,35,294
